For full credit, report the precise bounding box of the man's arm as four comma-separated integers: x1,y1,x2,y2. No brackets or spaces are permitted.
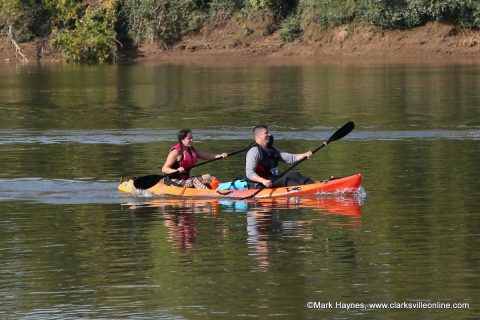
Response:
278,149,313,164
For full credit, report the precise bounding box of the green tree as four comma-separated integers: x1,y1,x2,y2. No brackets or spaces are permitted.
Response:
0,0,47,41
298,0,357,29
120,0,204,45
50,0,118,63
2,0,480,63
358,0,480,29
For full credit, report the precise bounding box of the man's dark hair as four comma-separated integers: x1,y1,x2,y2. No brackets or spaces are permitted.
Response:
253,125,268,138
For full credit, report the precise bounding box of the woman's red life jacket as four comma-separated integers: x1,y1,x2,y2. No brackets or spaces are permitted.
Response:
169,143,198,179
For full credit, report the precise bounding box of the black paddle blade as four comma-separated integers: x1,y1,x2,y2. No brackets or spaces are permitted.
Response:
326,121,354,144
133,174,164,189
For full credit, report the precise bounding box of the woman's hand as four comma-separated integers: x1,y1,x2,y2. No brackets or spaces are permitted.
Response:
216,152,228,158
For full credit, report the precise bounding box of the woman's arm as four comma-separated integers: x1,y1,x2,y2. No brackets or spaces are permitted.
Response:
196,150,228,160
162,150,183,174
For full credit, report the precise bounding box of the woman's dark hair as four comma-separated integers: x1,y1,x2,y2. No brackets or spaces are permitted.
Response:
177,129,192,143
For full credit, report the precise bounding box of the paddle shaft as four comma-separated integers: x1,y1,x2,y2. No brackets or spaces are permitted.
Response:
192,146,249,169
241,121,355,200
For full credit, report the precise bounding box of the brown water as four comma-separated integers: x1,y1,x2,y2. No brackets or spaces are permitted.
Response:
0,61,479,319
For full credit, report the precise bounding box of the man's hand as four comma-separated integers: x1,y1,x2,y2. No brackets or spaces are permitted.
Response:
262,179,272,188
299,151,313,160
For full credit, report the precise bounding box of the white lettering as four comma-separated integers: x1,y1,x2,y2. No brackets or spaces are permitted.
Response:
306,300,470,310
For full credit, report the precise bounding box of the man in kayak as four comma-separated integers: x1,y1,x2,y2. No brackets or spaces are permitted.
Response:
162,129,227,189
246,125,314,188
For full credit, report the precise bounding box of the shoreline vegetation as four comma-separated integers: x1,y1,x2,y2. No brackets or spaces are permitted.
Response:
1,0,480,64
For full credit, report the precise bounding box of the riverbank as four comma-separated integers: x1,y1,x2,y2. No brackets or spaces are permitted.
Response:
1,22,479,64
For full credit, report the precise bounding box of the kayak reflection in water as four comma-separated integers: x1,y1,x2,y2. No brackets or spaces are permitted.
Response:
245,125,314,188
162,129,226,189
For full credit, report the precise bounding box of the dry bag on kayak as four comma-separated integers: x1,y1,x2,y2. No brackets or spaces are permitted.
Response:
216,179,249,191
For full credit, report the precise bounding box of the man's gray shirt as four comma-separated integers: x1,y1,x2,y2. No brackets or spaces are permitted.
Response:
245,146,297,180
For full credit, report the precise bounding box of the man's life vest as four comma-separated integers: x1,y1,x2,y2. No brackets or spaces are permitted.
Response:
249,143,280,179
169,143,198,179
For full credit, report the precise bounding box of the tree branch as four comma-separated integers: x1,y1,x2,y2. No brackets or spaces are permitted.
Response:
7,26,29,63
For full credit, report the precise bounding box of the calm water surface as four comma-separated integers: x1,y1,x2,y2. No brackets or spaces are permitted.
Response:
0,61,479,319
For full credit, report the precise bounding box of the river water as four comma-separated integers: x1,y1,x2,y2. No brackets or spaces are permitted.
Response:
0,61,479,319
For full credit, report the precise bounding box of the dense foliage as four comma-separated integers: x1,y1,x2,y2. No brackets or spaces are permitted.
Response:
1,0,479,62
51,1,118,63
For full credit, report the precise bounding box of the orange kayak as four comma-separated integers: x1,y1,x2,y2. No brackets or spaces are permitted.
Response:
118,173,362,199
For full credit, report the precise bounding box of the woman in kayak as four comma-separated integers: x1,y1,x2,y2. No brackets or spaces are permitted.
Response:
162,129,227,189
246,125,314,188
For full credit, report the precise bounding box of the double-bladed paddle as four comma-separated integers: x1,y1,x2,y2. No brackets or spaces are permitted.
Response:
133,144,253,190
241,121,355,200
